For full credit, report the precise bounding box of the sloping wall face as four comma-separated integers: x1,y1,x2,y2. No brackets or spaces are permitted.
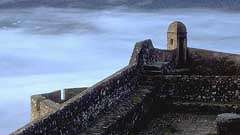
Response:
31,95,46,121
148,48,174,65
38,100,60,120
156,75,240,103
129,39,154,66
31,91,61,121
12,65,142,135
188,48,240,75
129,39,175,66
31,88,88,121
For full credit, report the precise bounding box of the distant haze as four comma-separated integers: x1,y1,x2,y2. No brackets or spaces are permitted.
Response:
1,0,240,10
0,7,240,135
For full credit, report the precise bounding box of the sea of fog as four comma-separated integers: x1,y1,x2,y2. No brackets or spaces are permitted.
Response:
0,7,240,134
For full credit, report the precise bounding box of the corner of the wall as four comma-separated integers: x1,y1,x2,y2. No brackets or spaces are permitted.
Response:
129,39,154,66
30,90,62,121
30,95,46,121
41,90,62,103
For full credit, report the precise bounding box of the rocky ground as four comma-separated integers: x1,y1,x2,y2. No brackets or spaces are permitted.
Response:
135,113,217,135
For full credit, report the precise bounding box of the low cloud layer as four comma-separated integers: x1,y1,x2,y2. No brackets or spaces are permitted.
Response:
1,8,240,134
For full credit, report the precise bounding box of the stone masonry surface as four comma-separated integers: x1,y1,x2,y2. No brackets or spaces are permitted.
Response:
12,21,240,135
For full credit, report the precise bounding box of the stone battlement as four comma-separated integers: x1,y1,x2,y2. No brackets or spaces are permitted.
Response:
12,21,240,135
31,88,87,121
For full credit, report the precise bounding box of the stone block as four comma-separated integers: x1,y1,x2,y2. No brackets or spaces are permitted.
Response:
216,113,240,135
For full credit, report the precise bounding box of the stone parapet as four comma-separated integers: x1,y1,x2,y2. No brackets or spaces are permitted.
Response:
31,90,61,121
217,113,240,135
12,65,142,135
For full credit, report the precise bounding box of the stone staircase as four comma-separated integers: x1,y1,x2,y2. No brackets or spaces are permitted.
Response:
79,63,185,135
79,85,153,135
78,64,240,135
143,64,190,76
141,65,190,87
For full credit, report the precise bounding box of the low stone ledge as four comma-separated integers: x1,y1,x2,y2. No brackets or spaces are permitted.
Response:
216,113,240,135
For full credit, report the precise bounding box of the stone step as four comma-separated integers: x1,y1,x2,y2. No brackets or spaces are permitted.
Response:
139,80,155,86
79,88,152,135
142,63,190,75
141,75,164,80
143,65,163,71
143,70,164,76
143,69,191,76
138,85,154,90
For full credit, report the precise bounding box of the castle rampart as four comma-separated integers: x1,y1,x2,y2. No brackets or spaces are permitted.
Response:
31,88,88,121
12,21,240,135
31,90,62,121
13,64,141,135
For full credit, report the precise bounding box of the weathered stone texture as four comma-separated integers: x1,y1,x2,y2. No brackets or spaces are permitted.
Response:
38,100,60,119
217,113,240,135
129,39,154,66
155,75,240,103
30,88,89,122
63,87,88,101
12,22,240,135
167,21,188,65
148,48,174,64
129,39,175,67
31,95,46,121
31,90,61,121
167,21,187,50
12,65,141,135
189,48,240,75
135,113,216,135
41,90,62,103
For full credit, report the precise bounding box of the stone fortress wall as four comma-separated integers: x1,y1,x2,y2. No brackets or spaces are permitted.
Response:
12,64,141,135
12,21,240,135
130,39,240,102
31,90,61,121
31,88,88,121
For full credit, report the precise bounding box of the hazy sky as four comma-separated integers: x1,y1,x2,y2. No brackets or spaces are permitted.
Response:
0,7,240,134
